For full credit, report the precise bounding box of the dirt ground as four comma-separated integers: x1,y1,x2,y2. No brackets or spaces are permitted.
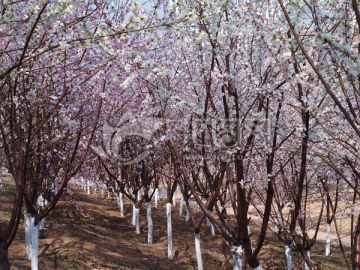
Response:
0,174,352,270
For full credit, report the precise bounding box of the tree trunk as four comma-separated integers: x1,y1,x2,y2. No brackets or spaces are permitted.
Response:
82,177,86,192
185,199,190,222
210,211,215,236
304,250,311,270
325,223,331,256
276,209,281,233
194,229,203,270
54,178,59,194
232,245,243,270
30,216,39,270
0,241,10,270
248,226,253,251
166,203,173,259
132,203,136,226
24,213,32,260
87,180,90,195
353,214,360,270
135,207,140,234
0,158,2,188
39,218,45,231
146,202,153,244
206,216,210,227
285,245,292,270
179,195,184,216
154,188,159,208
24,214,39,270
118,193,124,217
137,189,142,201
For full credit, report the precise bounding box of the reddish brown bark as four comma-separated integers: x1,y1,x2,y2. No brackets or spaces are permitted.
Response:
353,215,360,270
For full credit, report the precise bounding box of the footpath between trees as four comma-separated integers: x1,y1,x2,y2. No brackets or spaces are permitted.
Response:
2,186,350,270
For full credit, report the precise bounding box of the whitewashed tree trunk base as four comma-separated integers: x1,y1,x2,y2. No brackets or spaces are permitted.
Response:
154,188,159,208
135,207,140,234
30,216,39,270
146,202,153,244
39,219,45,230
54,178,59,194
206,217,210,227
119,193,124,217
285,245,292,270
185,199,190,222
248,226,253,251
325,223,331,256
232,246,243,270
82,177,86,192
132,203,136,226
87,180,90,195
179,196,184,216
166,203,173,259
195,232,203,270
210,212,215,236
304,250,311,270
137,189,142,201
24,213,32,260
210,223,215,236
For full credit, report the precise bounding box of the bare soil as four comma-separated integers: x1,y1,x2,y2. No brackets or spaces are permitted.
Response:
0,174,352,270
